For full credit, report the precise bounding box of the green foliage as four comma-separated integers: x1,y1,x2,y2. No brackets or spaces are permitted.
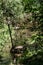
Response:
0,0,43,65
0,24,10,55
21,51,43,65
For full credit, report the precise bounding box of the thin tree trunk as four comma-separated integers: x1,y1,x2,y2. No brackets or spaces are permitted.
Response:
7,23,13,47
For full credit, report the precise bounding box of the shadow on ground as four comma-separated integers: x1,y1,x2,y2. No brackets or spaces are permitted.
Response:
0,57,11,65
20,51,43,65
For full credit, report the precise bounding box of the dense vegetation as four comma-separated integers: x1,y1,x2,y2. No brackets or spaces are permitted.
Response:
0,0,43,65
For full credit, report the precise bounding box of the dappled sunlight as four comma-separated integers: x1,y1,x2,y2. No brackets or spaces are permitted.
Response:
0,0,43,65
